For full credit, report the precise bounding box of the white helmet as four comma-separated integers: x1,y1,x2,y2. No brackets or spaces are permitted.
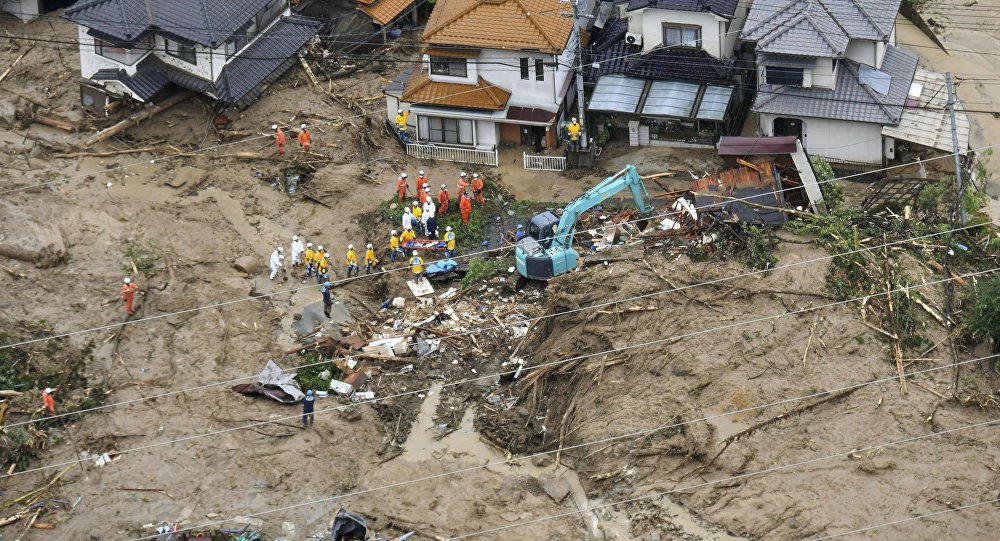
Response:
123,277,131,284
412,201,418,206
398,108,403,114
401,172,407,178
423,183,429,188
419,170,425,176
391,229,397,235
412,250,418,256
441,184,447,189
404,207,411,214
405,226,413,231
572,117,578,123
293,235,299,241
460,171,467,177
44,387,53,394
277,246,283,252
473,173,479,179
307,242,313,248
446,226,452,232
348,244,354,250
271,124,278,130
324,252,330,258
300,124,307,129
318,245,324,251
366,243,372,249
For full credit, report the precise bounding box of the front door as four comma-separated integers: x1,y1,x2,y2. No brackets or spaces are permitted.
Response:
773,117,803,138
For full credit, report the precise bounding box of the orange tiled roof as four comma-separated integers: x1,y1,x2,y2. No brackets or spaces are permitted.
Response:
359,0,415,25
402,72,511,110
422,0,573,54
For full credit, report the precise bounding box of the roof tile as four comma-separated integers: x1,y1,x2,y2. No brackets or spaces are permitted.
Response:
360,0,416,25
402,71,512,110
422,0,574,53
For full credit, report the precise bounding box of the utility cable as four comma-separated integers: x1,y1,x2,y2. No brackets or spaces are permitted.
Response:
812,496,1000,540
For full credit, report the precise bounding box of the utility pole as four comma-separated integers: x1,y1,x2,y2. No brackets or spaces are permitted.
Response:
569,0,587,150
946,72,967,226
944,72,965,394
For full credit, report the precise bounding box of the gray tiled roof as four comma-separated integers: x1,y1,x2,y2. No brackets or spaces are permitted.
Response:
91,57,170,100
743,0,900,57
625,0,739,18
757,53,816,69
752,45,918,125
64,0,275,47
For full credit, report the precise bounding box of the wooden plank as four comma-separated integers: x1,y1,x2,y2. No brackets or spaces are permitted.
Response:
84,91,194,147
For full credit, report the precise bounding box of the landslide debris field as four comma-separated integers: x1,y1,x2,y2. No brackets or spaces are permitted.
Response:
1,11,1000,541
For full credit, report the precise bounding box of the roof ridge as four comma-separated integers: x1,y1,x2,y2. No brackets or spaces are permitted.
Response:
744,0,803,38
802,10,842,54
423,0,484,43
810,0,851,47
845,0,888,39
512,0,559,51
755,11,807,48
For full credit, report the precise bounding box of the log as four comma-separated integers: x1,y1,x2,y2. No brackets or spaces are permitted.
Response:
83,91,194,147
0,48,32,87
298,54,321,88
32,113,77,132
54,147,159,159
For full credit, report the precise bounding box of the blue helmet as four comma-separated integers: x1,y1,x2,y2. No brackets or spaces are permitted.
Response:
306,389,314,396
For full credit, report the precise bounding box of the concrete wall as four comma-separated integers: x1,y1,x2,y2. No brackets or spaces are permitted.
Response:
845,39,877,67
478,45,569,111
477,120,498,148
626,8,728,58
2,0,39,22
812,57,836,89
759,112,884,163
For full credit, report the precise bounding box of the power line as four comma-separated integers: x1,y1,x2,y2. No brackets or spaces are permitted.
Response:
4,217,990,432
812,496,1000,540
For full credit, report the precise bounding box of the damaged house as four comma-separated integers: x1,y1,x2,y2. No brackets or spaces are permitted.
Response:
585,0,751,147
741,0,969,164
64,0,322,110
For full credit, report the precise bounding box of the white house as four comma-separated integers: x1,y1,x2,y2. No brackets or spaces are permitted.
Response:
1,0,73,22
63,0,321,110
741,0,966,164
384,0,577,157
585,0,748,147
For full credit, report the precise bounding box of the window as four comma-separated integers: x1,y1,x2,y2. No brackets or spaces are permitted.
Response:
224,40,237,59
95,38,149,65
418,116,474,145
520,57,529,80
164,38,197,64
662,24,701,48
534,59,544,81
765,66,804,86
429,56,468,78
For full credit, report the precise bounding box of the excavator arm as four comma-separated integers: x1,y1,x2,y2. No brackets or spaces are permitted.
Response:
516,165,652,280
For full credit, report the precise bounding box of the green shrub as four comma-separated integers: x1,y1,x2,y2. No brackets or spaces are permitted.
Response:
461,258,508,288
965,276,1000,354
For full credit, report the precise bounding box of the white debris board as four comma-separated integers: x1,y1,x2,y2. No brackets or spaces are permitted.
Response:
406,277,435,297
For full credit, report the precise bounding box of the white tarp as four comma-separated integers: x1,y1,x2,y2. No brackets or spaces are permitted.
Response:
257,360,304,402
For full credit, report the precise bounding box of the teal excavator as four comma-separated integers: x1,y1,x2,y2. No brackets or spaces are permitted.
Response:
515,165,653,280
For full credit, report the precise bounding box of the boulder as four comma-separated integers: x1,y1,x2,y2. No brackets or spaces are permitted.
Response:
233,255,262,274
0,201,67,267
541,475,572,503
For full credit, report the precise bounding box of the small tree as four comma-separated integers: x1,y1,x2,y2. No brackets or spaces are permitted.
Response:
810,156,844,209
966,276,1000,354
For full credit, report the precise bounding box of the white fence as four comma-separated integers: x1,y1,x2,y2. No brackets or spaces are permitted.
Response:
523,152,566,171
405,143,498,167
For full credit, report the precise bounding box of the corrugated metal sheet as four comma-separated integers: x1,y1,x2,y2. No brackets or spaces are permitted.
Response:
882,68,971,154
696,85,733,121
589,75,645,114
641,80,699,118
718,136,800,155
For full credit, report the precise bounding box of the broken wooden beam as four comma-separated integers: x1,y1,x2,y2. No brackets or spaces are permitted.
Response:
31,113,77,132
83,91,194,147
0,47,32,87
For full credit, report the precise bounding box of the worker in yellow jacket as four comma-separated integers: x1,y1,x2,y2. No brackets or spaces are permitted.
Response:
411,201,423,235
444,226,457,259
567,117,582,150
409,251,423,281
400,227,415,243
389,230,403,261
304,242,316,279
315,252,330,284
345,244,359,277
364,244,379,274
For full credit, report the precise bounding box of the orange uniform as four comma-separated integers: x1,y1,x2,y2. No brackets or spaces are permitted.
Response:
396,177,408,201
121,282,139,314
274,128,286,154
42,391,55,416
437,188,449,214
459,192,472,225
415,174,429,194
471,176,484,205
298,129,311,151
418,186,428,205
457,176,468,197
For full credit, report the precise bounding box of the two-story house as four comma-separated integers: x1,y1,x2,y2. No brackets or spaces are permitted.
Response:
64,0,322,110
742,0,922,163
584,0,748,147
384,0,576,163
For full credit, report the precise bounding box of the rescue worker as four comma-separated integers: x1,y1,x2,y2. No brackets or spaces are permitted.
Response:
298,124,311,152
302,389,315,427
291,235,305,267
364,244,379,274
457,171,469,196
437,184,450,214
121,277,139,315
423,198,437,239
269,246,284,280
444,226,457,259
418,182,429,205
416,170,429,194
459,190,472,225
345,244,359,277
409,250,424,281
304,242,316,278
400,226,416,243
471,173,485,205
42,387,56,416
389,230,403,261
402,206,415,232
567,117,581,150
272,124,286,155
396,172,409,201
321,281,334,318
515,224,526,241
315,252,330,284
394,108,409,135
411,201,423,235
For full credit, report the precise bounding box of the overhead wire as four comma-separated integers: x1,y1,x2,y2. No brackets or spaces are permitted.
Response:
812,496,1000,540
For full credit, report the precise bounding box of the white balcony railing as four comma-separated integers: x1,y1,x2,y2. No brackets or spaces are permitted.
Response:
523,152,566,171
405,143,498,167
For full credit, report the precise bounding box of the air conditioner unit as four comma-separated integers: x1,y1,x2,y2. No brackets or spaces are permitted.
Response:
625,32,643,47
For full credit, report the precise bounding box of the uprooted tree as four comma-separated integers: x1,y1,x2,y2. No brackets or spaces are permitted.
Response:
966,276,1000,356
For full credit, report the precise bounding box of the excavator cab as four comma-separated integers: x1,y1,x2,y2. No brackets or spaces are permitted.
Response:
516,211,563,280
527,211,559,249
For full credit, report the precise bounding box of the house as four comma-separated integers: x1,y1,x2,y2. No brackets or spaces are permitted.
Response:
357,0,417,38
384,0,578,164
584,0,749,147
2,0,74,22
64,0,323,110
741,0,966,164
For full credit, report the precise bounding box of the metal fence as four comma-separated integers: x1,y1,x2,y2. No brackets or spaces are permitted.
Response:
523,152,567,171
405,143,498,167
